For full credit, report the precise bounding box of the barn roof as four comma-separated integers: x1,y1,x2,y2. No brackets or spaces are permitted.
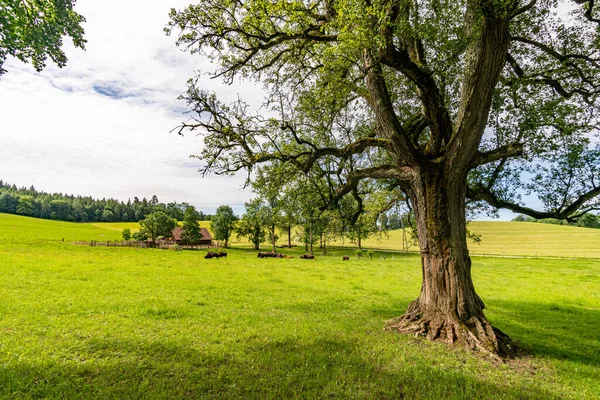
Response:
171,226,212,241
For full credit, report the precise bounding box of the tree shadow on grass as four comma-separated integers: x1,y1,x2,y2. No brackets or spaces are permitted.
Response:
361,296,600,372
0,336,564,400
485,300,600,368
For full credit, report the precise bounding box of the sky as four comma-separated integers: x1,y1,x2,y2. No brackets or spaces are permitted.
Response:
0,0,519,219
0,0,261,215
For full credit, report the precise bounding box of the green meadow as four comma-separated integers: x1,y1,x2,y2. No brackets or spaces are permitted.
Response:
90,218,600,258
0,213,599,399
328,221,600,258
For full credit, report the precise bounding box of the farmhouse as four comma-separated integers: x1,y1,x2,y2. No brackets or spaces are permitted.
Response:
171,226,213,246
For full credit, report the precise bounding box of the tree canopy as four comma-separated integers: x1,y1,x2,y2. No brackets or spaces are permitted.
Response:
211,205,238,247
138,211,177,247
0,0,86,76
168,0,600,358
181,205,202,245
236,198,267,250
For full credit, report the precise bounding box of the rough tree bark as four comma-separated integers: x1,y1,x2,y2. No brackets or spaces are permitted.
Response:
385,166,516,358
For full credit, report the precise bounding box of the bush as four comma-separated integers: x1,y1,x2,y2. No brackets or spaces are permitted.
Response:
367,249,375,259
132,231,148,241
170,244,183,251
354,249,363,257
122,228,131,241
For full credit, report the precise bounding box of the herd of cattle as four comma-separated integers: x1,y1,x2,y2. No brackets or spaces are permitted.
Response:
205,251,352,260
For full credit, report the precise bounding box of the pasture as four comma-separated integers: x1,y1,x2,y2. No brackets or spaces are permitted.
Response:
0,213,599,399
91,218,600,259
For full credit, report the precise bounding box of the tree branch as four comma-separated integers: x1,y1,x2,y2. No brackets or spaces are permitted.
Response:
363,52,422,166
469,185,600,222
572,0,600,25
506,50,600,103
511,35,600,65
471,143,524,168
328,165,414,207
449,7,512,177
510,0,537,19
381,38,452,155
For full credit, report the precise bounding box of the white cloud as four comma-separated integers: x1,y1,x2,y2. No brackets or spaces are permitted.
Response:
0,0,256,214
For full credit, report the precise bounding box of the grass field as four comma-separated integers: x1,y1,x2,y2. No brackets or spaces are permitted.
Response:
328,221,600,258
1,213,599,398
90,217,600,258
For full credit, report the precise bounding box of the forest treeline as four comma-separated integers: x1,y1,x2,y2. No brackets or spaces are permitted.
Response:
0,180,211,222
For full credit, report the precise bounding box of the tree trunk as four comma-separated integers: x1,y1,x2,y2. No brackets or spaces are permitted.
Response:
309,221,313,255
287,226,291,247
357,236,362,250
385,167,517,358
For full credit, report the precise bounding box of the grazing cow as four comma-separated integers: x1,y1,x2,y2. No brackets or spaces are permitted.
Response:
343,256,350,261
205,251,226,259
300,254,315,259
257,252,291,259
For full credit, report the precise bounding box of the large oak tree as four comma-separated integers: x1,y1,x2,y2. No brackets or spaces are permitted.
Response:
167,0,600,357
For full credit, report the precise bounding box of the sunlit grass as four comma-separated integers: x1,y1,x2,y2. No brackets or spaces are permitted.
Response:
89,217,600,258
264,221,600,259
1,213,599,398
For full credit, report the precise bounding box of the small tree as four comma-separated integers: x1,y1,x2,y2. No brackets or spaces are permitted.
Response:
181,205,202,246
236,198,266,250
210,205,237,248
122,228,131,241
139,211,177,247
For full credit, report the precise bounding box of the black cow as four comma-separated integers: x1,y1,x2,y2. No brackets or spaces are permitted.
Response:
205,251,227,259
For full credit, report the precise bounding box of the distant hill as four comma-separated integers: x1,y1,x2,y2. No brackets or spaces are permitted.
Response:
0,213,122,244
352,221,600,258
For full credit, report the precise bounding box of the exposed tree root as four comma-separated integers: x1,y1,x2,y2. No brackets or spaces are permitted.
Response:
385,304,519,360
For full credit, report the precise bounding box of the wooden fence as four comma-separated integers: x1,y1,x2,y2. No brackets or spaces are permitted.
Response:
73,240,216,249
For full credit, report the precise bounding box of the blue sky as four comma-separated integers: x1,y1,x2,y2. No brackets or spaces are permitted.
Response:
0,0,523,220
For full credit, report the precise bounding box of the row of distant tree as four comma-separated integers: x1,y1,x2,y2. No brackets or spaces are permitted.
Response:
118,200,411,253
0,180,212,223
121,205,205,247
512,214,600,229
210,167,414,253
